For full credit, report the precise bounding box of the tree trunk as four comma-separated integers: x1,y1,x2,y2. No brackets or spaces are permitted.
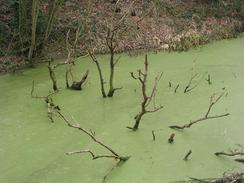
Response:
28,0,39,61
48,64,58,92
18,0,30,49
43,0,61,45
132,112,143,131
95,61,107,98
107,52,115,97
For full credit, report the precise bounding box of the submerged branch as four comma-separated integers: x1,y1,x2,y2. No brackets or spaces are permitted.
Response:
127,55,163,131
169,92,229,130
66,150,119,160
56,110,129,162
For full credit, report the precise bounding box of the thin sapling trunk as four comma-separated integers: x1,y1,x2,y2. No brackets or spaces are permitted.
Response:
127,55,163,131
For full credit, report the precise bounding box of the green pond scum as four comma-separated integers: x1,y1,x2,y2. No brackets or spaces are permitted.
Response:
1,37,244,183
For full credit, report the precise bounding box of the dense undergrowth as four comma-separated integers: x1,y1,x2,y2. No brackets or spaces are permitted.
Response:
0,0,244,73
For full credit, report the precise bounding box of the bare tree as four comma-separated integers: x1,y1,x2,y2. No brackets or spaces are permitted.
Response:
47,27,89,92
85,1,137,98
127,55,163,131
169,92,230,130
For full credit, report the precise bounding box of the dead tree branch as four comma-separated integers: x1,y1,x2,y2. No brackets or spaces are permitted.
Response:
183,150,192,161
56,110,129,162
152,130,156,141
127,55,163,131
169,92,230,130
215,145,244,162
168,133,175,144
175,172,244,183
87,49,107,98
31,81,60,122
47,59,59,92
66,69,89,90
174,84,179,93
205,74,212,85
66,150,118,160
184,72,207,93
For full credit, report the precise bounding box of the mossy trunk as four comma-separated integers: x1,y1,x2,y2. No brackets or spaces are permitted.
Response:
43,0,62,45
18,0,30,48
28,0,40,61
107,53,115,97
132,112,144,131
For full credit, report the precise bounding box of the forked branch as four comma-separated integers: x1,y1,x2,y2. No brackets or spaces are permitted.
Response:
169,92,230,130
215,145,244,162
184,72,207,93
56,110,129,162
127,55,163,131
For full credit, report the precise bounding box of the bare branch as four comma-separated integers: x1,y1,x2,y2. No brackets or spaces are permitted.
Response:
87,49,107,98
183,150,192,161
30,81,59,122
114,56,121,66
66,150,119,160
215,145,244,159
205,74,212,85
152,130,156,141
184,72,207,93
146,105,164,113
215,151,244,157
56,110,129,162
127,55,163,131
177,172,244,183
174,84,179,93
168,133,175,144
169,92,230,130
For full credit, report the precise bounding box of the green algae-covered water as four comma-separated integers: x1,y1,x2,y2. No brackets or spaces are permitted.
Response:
1,38,244,183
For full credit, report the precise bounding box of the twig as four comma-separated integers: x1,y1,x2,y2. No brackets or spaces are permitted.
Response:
174,84,179,93
235,158,244,163
205,74,212,85
152,130,156,141
183,150,192,161
169,81,172,88
168,133,175,144
66,150,118,160
215,151,244,157
184,72,207,93
169,92,230,130
103,160,126,183
215,145,244,161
